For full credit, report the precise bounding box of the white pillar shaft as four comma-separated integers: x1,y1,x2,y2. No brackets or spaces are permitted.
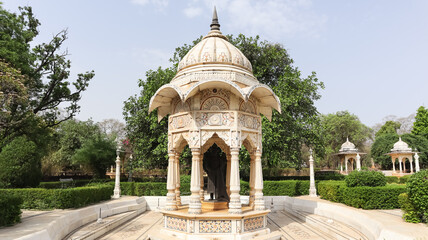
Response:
356,154,361,171
254,150,264,211
189,148,202,214
175,153,181,206
409,157,414,173
226,154,231,197
165,152,177,211
415,154,420,172
249,153,256,208
392,159,396,172
340,159,343,173
113,156,121,198
309,155,317,197
399,157,403,173
199,155,204,202
403,158,406,172
229,148,242,214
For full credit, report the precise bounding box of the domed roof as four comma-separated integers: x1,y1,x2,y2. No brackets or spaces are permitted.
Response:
391,137,412,152
177,9,252,74
149,7,281,121
339,138,357,152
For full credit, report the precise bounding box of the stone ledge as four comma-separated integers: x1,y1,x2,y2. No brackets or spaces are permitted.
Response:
16,197,146,240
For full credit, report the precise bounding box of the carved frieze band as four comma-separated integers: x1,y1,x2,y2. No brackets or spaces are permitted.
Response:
199,220,232,233
195,112,234,127
238,113,261,130
244,216,265,232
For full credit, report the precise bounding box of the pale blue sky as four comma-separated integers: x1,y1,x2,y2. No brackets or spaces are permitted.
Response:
2,0,428,127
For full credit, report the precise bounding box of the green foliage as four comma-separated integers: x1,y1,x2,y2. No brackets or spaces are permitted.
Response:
375,121,401,138
0,136,42,188
317,181,346,202
0,195,22,226
318,181,406,209
345,170,386,187
0,184,113,209
398,193,421,223
0,4,94,130
123,34,324,169
72,135,116,178
412,106,428,139
406,170,428,222
370,133,398,169
320,111,372,168
386,176,399,184
38,179,111,189
399,175,411,184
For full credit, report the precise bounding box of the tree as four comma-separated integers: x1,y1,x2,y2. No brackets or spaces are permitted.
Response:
97,118,126,140
45,119,101,172
123,34,324,169
371,133,428,169
0,4,94,142
0,136,42,188
72,135,116,178
412,106,428,139
375,121,401,138
320,111,372,168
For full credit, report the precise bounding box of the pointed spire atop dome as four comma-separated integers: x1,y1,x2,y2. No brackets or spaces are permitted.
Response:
210,6,220,31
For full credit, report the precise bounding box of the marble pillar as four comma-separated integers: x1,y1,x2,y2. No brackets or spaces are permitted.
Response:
415,152,420,172
226,153,231,197
229,148,242,214
249,151,256,208
356,153,361,171
175,153,181,206
254,150,265,211
165,151,177,211
309,149,317,197
189,148,202,214
113,155,121,199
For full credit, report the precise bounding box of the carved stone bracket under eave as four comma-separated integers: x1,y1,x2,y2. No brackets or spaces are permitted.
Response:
149,84,184,121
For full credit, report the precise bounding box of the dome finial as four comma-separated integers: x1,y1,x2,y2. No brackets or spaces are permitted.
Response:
210,6,220,31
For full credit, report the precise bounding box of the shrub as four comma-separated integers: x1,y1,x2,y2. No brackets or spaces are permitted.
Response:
398,193,421,223
0,136,42,188
386,176,399,184
318,181,406,209
406,170,428,222
0,195,22,226
345,170,386,187
0,184,113,209
399,175,411,184
38,179,111,189
318,181,346,202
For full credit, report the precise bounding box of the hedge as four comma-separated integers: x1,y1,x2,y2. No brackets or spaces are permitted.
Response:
318,181,406,209
38,179,113,189
0,195,22,226
345,171,386,187
405,170,428,223
386,176,399,184
0,184,113,209
399,175,411,184
116,180,314,197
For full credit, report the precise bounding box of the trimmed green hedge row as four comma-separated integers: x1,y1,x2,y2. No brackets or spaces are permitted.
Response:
318,181,406,209
0,184,113,209
116,180,314,197
38,179,112,189
0,195,22,226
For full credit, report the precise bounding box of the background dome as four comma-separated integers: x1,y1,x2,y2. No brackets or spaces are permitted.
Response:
391,137,412,152
339,138,357,152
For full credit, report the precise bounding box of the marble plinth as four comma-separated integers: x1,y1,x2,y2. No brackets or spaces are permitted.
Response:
201,200,228,211
155,206,270,240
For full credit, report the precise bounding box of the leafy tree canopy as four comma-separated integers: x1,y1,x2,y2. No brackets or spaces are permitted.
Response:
375,121,401,138
412,106,428,139
320,111,372,168
72,135,116,178
123,34,324,169
0,4,94,143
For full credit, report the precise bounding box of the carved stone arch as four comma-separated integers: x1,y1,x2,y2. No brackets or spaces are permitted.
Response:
241,132,258,151
216,131,231,148
172,133,187,151
201,135,230,155
201,131,216,148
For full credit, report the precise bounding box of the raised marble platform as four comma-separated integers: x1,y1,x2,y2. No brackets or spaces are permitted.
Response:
155,206,270,240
